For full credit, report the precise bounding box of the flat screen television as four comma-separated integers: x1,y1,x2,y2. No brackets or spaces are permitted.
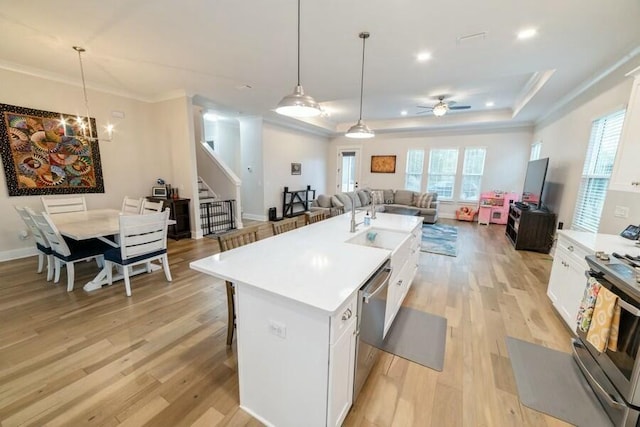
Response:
521,157,549,209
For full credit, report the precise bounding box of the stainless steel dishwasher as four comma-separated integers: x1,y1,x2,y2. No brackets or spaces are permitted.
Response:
353,259,393,400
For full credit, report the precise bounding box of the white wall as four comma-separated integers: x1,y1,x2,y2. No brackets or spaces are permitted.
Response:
203,118,241,178
533,78,634,230
263,123,330,217
328,128,532,218
239,117,265,220
0,68,184,259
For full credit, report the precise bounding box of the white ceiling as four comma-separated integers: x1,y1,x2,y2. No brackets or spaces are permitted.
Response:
0,0,639,134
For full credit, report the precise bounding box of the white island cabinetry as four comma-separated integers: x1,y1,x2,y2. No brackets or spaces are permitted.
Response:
191,213,422,427
609,67,640,193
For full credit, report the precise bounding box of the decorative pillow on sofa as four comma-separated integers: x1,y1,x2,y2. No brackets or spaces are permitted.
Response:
335,193,355,211
394,190,415,206
370,190,384,204
317,194,332,208
330,195,344,209
414,192,433,208
382,189,394,204
357,190,371,206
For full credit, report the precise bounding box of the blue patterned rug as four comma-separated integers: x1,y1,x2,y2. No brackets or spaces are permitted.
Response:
421,224,458,257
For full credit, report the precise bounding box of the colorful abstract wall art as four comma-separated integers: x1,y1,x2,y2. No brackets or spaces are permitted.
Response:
0,103,104,196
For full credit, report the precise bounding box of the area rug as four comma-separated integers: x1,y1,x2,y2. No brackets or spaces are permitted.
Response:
421,224,458,256
506,337,612,427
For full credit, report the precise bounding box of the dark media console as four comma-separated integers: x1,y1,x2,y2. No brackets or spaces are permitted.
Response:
505,203,556,253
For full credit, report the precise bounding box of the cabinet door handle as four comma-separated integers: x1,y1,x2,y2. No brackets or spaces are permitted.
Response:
632,182,640,186
567,245,574,252
342,308,352,321
396,279,403,287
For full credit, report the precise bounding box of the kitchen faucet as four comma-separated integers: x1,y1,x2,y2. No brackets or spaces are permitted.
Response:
347,193,362,233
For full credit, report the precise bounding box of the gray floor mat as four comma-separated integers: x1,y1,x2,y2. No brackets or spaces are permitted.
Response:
506,337,612,427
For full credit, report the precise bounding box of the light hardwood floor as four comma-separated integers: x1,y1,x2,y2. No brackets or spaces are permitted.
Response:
0,219,573,427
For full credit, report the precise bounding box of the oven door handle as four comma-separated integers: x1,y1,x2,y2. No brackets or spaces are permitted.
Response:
571,339,626,410
617,298,640,317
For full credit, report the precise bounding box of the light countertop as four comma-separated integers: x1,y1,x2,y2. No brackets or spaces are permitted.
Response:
189,212,421,314
557,229,640,257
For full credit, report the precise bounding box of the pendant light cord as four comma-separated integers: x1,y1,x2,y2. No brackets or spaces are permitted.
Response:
297,0,301,86
358,33,368,121
74,46,94,139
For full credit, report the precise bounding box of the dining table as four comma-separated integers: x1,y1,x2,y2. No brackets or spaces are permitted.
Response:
51,208,175,292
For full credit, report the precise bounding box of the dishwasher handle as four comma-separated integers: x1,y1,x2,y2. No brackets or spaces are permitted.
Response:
363,266,393,303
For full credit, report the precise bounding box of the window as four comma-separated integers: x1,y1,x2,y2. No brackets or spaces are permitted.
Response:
426,149,458,200
572,109,626,232
460,147,486,201
530,141,542,160
340,151,356,192
405,149,425,192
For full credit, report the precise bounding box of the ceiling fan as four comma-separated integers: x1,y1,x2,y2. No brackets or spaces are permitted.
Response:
417,96,471,116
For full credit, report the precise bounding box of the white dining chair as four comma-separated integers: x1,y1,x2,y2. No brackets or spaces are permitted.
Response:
41,196,87,215
29,208,111,292
15,206,54,281
141,199,164,214
121,196,143,214
104,209,172,296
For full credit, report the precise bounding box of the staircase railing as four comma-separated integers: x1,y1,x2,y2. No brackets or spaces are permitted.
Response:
200,199,236,235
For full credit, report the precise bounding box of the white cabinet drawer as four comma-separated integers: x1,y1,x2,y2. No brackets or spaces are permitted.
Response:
330,294,356,345
556,236,590,270
390,235,412,278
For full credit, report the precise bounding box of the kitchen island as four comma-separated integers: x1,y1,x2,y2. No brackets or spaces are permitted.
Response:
190,212,422,427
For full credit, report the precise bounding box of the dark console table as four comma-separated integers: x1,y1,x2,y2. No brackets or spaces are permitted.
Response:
505,204,556,253
147,197,191,240
282,186,315,218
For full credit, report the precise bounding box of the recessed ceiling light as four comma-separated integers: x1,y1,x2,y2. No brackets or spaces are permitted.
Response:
485,101,495,107
401,110,408,116
416,52,432,62
517,28,537,40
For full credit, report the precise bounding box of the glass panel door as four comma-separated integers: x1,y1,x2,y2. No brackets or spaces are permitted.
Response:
337,148,361,193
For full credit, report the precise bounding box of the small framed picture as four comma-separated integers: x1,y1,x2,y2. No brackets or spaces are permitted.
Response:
291,162,302,175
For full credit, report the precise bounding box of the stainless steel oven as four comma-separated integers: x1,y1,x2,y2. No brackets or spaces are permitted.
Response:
572,255,640,426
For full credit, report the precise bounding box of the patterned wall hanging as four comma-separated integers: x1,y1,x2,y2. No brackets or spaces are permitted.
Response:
0,103,104,196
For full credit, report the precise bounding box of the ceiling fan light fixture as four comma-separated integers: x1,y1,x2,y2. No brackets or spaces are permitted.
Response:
432,102,448,117
275,0,321,118
346,32,374,139
346,119,374,139
276,84,321,117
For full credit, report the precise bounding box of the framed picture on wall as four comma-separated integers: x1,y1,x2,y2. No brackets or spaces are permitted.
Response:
370,155,396,173
291,162,302,175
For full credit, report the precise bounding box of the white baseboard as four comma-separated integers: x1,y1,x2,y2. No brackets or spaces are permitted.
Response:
0,247,37,262
243,213,267,222
439,213,455,220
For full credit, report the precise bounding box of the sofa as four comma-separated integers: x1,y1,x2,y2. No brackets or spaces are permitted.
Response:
310,189,439,224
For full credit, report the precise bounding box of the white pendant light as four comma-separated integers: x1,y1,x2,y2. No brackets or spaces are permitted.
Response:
59,46,113,142
275,0,321,118
346,32,374,139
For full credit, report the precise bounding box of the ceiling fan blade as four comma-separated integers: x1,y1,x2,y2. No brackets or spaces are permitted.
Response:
449,105,471,110
416,106,433,110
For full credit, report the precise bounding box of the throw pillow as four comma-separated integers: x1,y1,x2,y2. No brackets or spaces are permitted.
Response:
330,195,344,209
414,192,432,208
370,190,384,204
382,189,394,204
394,190,415,206
317,194,332,208
357,190,370,206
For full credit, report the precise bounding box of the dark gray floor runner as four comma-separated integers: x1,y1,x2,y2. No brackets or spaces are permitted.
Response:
379,306,447,371
506,337,612,427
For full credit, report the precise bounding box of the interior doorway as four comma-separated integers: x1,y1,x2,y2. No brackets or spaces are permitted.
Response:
337,147,361,193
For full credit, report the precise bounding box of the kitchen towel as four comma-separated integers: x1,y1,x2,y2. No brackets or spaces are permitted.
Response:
576,277,601,333
586,286,619,352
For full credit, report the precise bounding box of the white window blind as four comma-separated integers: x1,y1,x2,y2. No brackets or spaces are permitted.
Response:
405,149,425,192
572,109,626,232
460,147,486,201
341,151,356,192
530,141,542,160
426,149,458,199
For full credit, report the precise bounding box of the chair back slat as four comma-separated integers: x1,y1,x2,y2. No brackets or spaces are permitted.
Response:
305,210,329,225
122,197,143,214
28,208,72,256
119,210,170,261
272,217,298,235
217,227,259,252
141,199,164,214
15,206,50,249
41,196,87,215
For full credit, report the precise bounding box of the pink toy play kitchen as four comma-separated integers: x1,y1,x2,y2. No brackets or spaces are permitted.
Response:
478,191,519,225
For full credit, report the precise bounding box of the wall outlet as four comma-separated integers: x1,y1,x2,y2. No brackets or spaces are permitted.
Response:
615,205,630,218
268,320,286,339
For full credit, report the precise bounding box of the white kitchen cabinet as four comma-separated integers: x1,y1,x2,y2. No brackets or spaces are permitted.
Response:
327,316,356,427
609,68,640,193
547,234,590,332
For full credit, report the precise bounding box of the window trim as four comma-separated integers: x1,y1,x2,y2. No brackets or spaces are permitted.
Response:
459,147,487,201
